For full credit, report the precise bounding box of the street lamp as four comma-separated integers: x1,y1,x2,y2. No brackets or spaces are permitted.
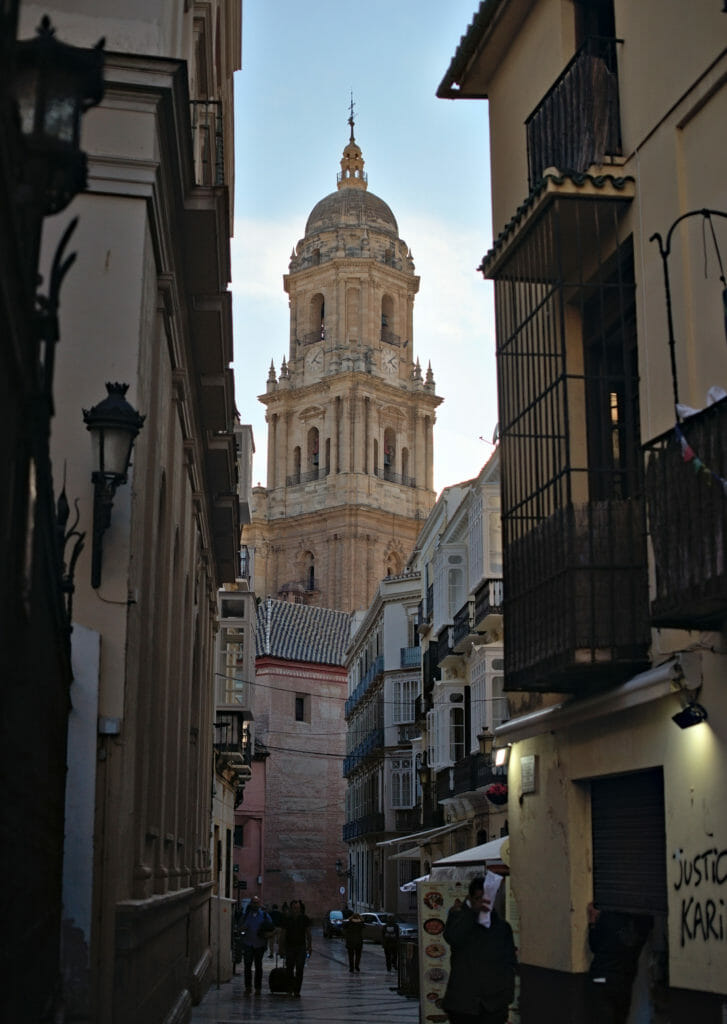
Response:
477,727,494,760
13,15,105,217
83,383,144,589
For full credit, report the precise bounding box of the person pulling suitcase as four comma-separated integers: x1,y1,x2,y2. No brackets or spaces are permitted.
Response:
278,899,313,997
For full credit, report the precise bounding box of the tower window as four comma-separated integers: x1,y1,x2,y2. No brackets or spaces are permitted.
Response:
295,693,310,723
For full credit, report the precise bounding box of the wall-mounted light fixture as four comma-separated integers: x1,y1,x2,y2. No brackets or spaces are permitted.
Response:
83,383,144,589
494,745,510,768
672,701,709,729
13,15,105,219
335,858,353,878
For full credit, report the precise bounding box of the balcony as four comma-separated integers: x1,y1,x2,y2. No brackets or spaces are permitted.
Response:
505,501,650,693
343,726,385,777
435,753,500,803
190,100,224,187
473,578,503,635
342,812,385,841
302,328,325,345
286,467,330,486
417,586,433,634
435,625,462,671
375,467,415,487
452,599,478,652
526,36,621,189
345,654,385,717
395,808,421,832
422,646,441,697
645,400,727,629
400,646,421,669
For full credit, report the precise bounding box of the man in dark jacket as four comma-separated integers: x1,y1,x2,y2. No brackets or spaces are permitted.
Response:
342,912,364,972
279,899,312,997
587,902,651,1023
442,876,517,1024
238,896,273,995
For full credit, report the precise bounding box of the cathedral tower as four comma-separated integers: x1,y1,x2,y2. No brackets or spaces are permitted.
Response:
244,115,442,612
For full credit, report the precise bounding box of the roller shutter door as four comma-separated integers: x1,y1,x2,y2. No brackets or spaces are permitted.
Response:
591,767,667,914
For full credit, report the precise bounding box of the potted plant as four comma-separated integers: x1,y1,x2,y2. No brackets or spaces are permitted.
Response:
485,782,508,806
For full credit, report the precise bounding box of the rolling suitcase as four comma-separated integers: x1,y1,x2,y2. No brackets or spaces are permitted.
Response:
268,955,290,995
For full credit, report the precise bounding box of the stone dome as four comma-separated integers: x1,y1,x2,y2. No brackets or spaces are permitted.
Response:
305,188,399,238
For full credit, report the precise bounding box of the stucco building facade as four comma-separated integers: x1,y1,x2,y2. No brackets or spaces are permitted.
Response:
439,2,727,1020
8,3,243,1021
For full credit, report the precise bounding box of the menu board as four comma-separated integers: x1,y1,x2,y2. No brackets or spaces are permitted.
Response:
416,879,468,1024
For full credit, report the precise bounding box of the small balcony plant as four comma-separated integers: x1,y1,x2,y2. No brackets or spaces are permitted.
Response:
485,782,508,806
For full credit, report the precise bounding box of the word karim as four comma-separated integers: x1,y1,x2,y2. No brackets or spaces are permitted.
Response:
673,847,727,948
680,896,725,947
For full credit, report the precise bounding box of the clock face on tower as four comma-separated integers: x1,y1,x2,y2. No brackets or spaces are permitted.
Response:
306,347,323,374
383,351,398,375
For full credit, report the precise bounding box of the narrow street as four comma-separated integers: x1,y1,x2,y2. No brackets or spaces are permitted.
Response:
190,930,420,1023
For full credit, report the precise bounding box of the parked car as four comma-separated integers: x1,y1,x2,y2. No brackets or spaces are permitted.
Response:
323,909,344,938
361,911,412,943
395,919,416,938
360,911,390,942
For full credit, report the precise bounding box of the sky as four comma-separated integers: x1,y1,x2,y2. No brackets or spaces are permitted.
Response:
230,0,498,496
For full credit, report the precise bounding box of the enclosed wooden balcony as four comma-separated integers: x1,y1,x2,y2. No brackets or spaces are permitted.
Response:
645,399,727,629
505,501,650,692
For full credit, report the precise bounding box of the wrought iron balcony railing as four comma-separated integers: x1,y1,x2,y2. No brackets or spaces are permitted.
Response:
190,100,224,186
645,400,727,629
473,578,504,634
452,598,477,651
525,36,621,189
422,646,441,695
375,467,415,487
286,467,330,486
400,646,421,668
435,753,501,803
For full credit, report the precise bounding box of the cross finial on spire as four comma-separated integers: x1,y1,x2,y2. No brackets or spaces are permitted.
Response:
348,91,356,141
338,93,367,191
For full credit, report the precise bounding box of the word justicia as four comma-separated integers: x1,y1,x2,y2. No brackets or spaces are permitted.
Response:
672,847,727,891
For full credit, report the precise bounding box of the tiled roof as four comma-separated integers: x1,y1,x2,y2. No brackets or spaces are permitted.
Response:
256,598,351,666
478,170,635,277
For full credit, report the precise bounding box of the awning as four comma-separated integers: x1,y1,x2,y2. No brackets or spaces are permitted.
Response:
432,835,508,868
494,659,684,744
376,820,467,849
400,874,429,892
389,847,423,862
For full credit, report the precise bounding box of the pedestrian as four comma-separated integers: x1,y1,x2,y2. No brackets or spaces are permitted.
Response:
382,917,399,972
267,902,283,958
237,896,273,996
343,911,364,973
587,902,651,1024
279,898,312,997
441,876,517,1024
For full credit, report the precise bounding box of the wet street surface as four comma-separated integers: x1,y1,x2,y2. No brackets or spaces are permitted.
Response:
190,929,420,1023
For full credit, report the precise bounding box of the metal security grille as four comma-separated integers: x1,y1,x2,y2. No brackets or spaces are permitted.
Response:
488,192,649,691
591,769,667,914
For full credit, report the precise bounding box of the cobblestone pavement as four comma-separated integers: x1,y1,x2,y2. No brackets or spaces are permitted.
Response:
190,931,420,1023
